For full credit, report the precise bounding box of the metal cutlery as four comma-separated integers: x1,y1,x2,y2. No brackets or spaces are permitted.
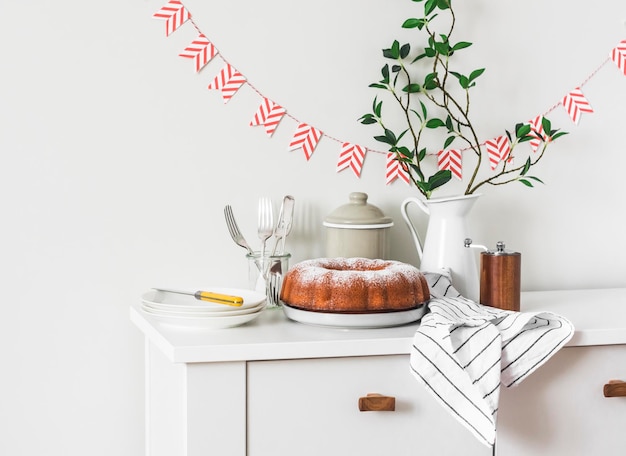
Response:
265,195,295,306
257,197,274,259
224,205,254,255
270,195,295,256
153,288,244,306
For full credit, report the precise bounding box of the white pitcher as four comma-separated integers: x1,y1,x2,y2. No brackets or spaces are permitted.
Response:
400,194,481,301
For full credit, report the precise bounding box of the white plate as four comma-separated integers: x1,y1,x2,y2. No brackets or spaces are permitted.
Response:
142,288,266,312
141,301,266,317
141,306,265,329
282,304,426,329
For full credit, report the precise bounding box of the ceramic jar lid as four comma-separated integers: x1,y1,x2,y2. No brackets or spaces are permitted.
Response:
323,192,393,229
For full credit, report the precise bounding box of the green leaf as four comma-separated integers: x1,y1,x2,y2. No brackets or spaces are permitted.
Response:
412,52,428,63
420,101,428,119
468,68,485,82
443,135,455,148
383,41,401,59
436,0,451,9
449,71,469,89
359,116,378,125
528,176,544,184
452,41,472,51
391,65,402,73
374,135,393,145
396,146,412,158
418,147,427,161
519,179,534,188
423,72,439,90
434,41,451,56
400,43,411,59
426,118,446,128
541,117,552,133
384,128,397,145
520,157,531,176
403,83,422,93
424,47,436,58
368,83,387,89
402,18,421,29
373,98,382,117
428,169,452,190
424,0,438,15
410,109,423,123
551,131,568,140
381,64,390,83
516,124,531,138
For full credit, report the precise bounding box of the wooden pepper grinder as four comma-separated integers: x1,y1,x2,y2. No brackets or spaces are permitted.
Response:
479,241,521,312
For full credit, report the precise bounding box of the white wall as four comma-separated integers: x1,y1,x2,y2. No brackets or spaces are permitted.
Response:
1,0,624,454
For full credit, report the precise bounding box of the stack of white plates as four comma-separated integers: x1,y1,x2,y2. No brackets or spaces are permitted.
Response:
141,288,267,329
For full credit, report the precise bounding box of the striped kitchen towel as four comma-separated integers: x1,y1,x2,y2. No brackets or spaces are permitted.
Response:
410,271,574,447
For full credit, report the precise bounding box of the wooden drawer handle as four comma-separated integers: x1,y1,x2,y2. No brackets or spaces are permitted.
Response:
358,393,396,412
604,380,626,397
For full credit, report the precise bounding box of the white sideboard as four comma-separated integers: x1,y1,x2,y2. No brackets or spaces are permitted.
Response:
130,288,626,455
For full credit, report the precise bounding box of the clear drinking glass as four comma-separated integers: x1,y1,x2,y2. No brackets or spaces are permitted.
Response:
246,252,291,308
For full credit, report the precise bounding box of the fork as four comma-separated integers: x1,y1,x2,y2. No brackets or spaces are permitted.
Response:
268,271,282,307
257,197,274,259
224,205,254,255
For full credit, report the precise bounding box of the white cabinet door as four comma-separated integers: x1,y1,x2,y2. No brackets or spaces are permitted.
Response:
248,354,489,456
498,345,626,455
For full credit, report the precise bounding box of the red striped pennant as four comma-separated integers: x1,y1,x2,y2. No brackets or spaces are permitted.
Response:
437,149,462,180
337,143,367,177
249,98,286,137
527,115,545,153
153,1,191,36
485,135,511,170
561,87,593,124
288,123,323,160
207,63,246,103
179,34,216,72
610,40,626,77
385,153,410,185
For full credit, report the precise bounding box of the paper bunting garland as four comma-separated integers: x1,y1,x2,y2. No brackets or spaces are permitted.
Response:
386,153,411,185
288,123,323,160
561,87,594,124
485,136,511,170
207,63,246,103
250,98,286,137
153,0,190,36
179,34,216,72
527,115,545,153
611,40,626,76
437,149,463,180
152,2,626,187
337,143,367,177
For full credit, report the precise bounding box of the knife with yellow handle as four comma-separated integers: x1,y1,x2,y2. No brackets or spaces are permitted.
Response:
153,288,244,307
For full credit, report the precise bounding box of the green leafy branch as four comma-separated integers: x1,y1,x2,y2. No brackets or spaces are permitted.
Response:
358,0,568,199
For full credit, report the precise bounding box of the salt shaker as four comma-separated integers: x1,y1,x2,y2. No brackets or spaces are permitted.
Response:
479,241,521,312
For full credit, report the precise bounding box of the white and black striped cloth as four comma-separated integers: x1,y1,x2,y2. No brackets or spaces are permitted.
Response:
410,271,574,448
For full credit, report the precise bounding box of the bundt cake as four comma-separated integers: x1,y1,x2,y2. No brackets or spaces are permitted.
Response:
279,257,430,313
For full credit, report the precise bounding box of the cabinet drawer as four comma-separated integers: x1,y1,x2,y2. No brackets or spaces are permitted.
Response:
498,344,626,455
247,354,488,456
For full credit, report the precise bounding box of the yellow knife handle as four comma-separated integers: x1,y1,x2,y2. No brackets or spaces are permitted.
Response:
194,291,244,307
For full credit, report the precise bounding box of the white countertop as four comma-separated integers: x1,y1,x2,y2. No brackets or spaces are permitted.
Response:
130,288,626,364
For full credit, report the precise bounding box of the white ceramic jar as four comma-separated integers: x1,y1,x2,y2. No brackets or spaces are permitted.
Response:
323,192,393,259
